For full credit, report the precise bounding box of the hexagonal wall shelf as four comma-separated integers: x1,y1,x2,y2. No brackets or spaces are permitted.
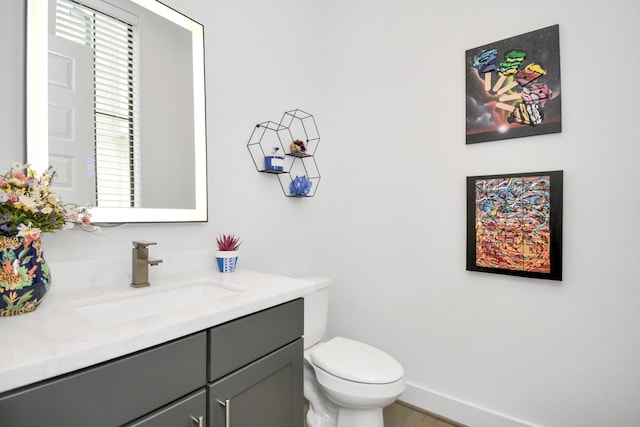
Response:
247,120,295,174
279,109,320,157
247,109,321,197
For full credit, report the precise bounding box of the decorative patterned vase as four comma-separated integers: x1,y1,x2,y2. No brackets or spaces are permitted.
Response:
0,236,50,316
215,250,239,273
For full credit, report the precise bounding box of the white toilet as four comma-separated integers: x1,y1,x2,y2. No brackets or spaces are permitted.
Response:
301,276,405,427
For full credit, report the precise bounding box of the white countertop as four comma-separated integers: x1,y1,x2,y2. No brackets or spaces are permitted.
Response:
0,268,315,394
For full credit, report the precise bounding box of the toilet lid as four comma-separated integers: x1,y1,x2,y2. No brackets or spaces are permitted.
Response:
310,337,403,384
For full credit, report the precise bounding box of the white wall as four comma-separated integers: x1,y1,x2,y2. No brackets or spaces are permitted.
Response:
4,0,640,426
311,1,640,426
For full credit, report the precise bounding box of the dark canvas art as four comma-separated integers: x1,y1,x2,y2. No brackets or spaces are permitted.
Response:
465,25,562,144
466,170,563,281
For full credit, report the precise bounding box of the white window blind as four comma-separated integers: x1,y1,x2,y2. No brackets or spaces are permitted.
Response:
55,0,141,208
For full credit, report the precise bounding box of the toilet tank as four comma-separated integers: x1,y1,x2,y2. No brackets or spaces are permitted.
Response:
298,276,331,350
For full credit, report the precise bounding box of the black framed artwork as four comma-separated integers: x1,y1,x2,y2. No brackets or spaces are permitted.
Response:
466,170,563,281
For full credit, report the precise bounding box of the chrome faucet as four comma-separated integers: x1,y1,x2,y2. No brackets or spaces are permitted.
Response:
131,241,163,288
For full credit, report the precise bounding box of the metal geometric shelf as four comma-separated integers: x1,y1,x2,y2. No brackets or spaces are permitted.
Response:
279,109,320,157
247,109,321,197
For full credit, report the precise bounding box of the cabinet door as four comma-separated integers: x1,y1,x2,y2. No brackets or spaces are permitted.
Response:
208,339,303,427
125,388,206,427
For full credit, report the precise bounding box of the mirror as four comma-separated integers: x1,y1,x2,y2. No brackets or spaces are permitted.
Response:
26,0,207,223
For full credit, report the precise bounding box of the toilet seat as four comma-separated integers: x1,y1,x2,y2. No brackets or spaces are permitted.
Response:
313,361,406,407
310,337,404,384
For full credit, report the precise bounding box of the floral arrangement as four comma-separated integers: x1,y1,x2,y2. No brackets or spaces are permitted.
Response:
0,163,93,240
216,234,241,252
290,139,307,154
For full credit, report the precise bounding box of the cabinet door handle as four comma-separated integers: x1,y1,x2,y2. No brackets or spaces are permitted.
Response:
216,398,231,427
190,415,204,427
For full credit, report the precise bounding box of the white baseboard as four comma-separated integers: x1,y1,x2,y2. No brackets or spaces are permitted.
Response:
400,382,543,427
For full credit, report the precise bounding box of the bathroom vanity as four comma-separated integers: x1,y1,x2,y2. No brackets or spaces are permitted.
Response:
0,269,313,427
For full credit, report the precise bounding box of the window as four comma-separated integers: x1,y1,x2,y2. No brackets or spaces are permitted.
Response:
55,0,140,207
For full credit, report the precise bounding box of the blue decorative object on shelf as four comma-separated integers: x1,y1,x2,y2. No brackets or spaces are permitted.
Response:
289,175,312,196
264,147,284,171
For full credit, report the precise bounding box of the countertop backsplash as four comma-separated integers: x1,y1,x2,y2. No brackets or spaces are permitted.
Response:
48,248,218,294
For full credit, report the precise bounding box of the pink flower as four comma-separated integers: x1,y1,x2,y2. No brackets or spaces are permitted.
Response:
17,223,41,245
12,172,27,181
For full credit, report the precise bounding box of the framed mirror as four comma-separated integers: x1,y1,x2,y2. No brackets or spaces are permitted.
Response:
26,0,207,223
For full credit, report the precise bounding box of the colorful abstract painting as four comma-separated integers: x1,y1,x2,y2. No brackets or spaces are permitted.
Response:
466,25,562,144
466,171,563,280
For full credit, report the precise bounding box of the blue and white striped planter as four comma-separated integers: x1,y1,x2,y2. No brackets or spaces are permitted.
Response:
215,250,239,273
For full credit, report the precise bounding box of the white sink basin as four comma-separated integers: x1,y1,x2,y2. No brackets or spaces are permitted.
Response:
74,281,243,326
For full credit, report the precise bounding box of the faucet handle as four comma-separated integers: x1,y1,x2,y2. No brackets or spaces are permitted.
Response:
132,240,157,248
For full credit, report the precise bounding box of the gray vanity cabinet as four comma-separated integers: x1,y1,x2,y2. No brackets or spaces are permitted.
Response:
207,298,304,427
0,332,207,427
0,298,304,427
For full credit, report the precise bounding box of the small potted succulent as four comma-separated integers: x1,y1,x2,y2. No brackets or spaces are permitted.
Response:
215,234,241,273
